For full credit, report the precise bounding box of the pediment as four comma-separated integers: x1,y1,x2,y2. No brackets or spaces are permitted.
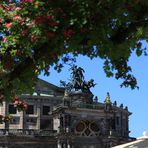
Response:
34,79,64,96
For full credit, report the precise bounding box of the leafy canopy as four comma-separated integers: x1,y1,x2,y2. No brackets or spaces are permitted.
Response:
0,0,148,100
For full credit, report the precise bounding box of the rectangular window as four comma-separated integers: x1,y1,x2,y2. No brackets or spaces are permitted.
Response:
123,119,126,128
111,118,116,129
26,105,34,114
40,119,51,129
42,106,50,115
8,104,17,114
116,117,120,125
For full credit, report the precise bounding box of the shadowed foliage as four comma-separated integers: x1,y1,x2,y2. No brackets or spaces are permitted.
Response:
0,0,148,100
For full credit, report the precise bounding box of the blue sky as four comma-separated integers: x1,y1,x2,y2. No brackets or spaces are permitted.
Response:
39,42,148,138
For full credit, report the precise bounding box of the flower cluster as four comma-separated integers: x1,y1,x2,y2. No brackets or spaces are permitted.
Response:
0,115,12,123
63,29,75,37
12,97,28,111
0,0,144,98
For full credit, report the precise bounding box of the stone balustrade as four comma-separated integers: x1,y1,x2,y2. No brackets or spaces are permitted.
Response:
0,129,57,137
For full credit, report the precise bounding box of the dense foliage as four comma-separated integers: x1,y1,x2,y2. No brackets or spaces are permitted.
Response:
0,0,148,101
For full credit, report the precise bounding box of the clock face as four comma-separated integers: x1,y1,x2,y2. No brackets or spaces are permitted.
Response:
75,120,100,137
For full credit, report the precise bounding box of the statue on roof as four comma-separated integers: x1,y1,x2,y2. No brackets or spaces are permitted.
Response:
71,65,85,90
60,65,96,94
82,79,96,93
60,65,96,105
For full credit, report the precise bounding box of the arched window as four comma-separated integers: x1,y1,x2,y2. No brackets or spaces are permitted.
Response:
75,120,100,137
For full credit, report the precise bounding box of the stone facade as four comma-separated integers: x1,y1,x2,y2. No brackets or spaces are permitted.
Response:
0,79,64,130
52,92,135,148
0,79,135,148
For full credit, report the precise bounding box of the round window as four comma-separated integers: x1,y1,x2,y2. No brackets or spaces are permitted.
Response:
90,122,99,132
76,121,85,132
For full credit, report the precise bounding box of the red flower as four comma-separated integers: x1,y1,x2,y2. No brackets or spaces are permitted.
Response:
3,37,7,43
23,103,28,109
47,31,55,38
12,97,28,111
34,16,42,24
5,22,12,29
48,22,58,27
18,100,22,105
21,29,28,36
15,7,21,11
80,28,88,33
0,18,4,23
13,100,19,105
13,15,22,21
45,15,54,20
31,35,38,42
63,29,75,37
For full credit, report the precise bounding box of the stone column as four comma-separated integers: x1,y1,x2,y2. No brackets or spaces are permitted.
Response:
4,102,9,129
70,139,74,148
67,139,71,148
0,101,6,129
67,144,70,148
36,100,41,129
19,111,24,129
58,143,62,148
57,140,62,148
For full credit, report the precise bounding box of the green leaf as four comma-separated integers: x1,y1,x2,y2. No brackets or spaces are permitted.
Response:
136,49,142,57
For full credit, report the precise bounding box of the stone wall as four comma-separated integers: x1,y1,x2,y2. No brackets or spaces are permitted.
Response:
0,136,57,148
